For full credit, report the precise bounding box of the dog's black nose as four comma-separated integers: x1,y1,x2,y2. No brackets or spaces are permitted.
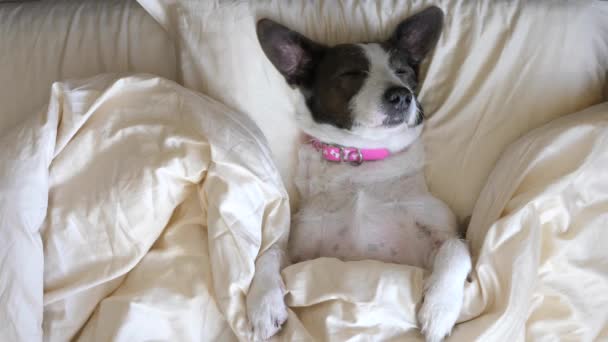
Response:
384,87,412,109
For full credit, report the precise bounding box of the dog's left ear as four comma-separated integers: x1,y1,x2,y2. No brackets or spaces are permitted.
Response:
388,6,444,64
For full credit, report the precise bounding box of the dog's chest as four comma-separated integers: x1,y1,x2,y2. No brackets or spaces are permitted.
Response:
290,142,439,267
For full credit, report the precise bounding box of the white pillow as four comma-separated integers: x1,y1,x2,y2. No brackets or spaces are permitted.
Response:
0,0,177,134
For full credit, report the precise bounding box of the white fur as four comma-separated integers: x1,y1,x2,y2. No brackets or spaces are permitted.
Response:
350,44,418,128
246,246,289,341
247,43,472,342
418,239,472,342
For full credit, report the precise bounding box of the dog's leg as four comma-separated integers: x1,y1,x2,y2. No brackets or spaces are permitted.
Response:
246,244,289,340
417,238,471,342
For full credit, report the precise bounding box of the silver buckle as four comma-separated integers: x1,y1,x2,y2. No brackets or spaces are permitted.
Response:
321,144,364,166
343,147,363,166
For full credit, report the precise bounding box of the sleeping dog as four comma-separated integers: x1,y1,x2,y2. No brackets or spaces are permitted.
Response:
247,6,471,342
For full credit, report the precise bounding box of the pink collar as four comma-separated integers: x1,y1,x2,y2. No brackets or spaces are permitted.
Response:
310,139,391,165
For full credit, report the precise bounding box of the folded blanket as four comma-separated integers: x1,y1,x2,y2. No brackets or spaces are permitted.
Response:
1,74,607,341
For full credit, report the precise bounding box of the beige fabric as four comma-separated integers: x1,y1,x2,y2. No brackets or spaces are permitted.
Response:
0,74,289,342
464,102,608,341
2,1,608,341
137,0,608,219
2,74,607,341
0,0,177,135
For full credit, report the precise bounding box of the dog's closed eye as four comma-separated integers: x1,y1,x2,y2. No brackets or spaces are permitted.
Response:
338,70,366,78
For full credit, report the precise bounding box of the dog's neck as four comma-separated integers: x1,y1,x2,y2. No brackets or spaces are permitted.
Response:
298,135,427,190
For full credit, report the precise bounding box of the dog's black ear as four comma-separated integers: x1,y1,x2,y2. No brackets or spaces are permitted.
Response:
389,6,444,64
257,19,325,87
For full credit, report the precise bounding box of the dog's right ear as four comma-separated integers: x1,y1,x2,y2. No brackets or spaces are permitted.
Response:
257,19,325,88
388,6,444,65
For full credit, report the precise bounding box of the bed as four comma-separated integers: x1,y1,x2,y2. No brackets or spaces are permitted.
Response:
1,0,608,341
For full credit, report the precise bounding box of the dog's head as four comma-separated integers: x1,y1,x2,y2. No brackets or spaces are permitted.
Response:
257,6,443,151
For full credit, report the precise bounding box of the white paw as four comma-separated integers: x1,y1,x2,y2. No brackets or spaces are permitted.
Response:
417,277,464,342
246,279,288,341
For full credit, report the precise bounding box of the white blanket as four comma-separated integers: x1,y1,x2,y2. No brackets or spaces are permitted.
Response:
1,75,608,341
0,74,289,341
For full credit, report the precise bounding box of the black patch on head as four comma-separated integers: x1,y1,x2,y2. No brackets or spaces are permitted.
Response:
257,20,367,130
307,44,369,129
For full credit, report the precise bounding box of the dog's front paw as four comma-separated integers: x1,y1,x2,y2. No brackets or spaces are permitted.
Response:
417,277,464,342
246,278,288,341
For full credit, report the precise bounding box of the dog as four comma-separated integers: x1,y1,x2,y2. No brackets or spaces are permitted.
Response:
246,6,471,342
